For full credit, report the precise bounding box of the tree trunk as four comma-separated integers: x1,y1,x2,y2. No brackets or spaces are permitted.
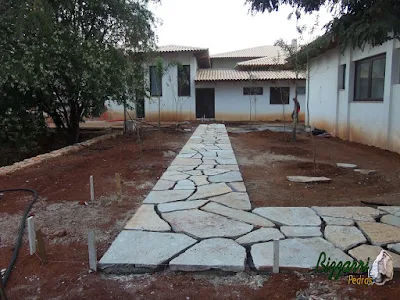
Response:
158,97,161,130
67,107,80,145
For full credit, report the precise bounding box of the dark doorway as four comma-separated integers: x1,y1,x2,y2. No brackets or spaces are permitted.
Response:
196,88,215,118
136,97,145,119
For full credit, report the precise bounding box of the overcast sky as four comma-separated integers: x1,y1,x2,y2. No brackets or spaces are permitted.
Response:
149,0,333,54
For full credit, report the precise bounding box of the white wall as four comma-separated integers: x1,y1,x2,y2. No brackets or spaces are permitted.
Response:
145,52,197,122
196,80,306,121
307,39,400,153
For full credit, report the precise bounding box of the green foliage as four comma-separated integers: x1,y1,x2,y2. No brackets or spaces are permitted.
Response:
0,0,157,144
246,0,400,49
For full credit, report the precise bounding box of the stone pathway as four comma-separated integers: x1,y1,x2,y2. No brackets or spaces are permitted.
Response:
99,124,400,273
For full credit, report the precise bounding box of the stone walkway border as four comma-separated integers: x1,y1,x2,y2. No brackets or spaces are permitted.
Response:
0,131,121,176
99,124,400,273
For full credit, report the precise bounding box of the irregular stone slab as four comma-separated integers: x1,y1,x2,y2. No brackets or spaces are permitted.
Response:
378,206,400,217
185,170,203,176
190,175,209,186
216,158,237,165
216,150,235,158
161,171,189,182
158,200,209,213
167,165,196,172
217,144,233,150
253,207,321,226
235,228,284,245
281,226,322,238
287,176,331,183
202,159,217,165
143,190,193,204
209,171,243,183
188,183,231,200
203,169,229,176
169,238,246,272
209,192,251,211
215,165,239,171
98,231,196,271
251,237,352,270
196,165,215,170
174,179,195,190
125,205,171,231
322,216,354,226
177,153,196,158
312,206,382,221
162,209,253,239
336,163,357,169
171,158,202,166
354,169,376,175
202,202,274,227
357,221,400,246
153,180,175,191
388,243,400,254
192,154,202,159
381,214,400,227
199,151,217,158
348,245,400,269
324,226,366,251
228,182,246,192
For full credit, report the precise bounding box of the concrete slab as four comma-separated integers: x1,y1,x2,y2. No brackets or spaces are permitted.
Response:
253,207,321,226
381,214,400,227
208,171,243,183
324,226,367,251
235,228,284,245
312,206,382,221
158,200,209,213
98,231,196,272
125,205,171,231
143,190,193,204
202,202,275,227
357,221,400,246
251,237,352,270
188,183,232,200
281,226,322,238
348,244,400,269
162,209,253,239
209,192,251,211
169,238,246,272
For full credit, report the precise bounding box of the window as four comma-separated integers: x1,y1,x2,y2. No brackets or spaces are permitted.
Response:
339,64,346,89
178,65,190,96
270,87,290,104
354,55,386,101
150,66,162,96
243,87,263,95
296,87,306,95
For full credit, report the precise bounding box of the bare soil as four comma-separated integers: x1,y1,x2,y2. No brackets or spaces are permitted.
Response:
1,125,400,299
229,129,400,207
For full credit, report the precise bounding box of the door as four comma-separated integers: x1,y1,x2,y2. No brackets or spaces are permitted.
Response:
136,97,145,119
196,88,215,119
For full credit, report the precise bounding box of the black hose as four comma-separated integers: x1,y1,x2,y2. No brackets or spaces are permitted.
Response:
0,188,38,287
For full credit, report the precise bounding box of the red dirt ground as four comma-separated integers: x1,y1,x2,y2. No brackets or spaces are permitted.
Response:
0,125,399,299
229,129,400,207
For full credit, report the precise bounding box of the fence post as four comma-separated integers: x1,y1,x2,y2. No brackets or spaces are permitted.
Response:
273,239,280,274
27,216,36,255
90,175,94,201
88,230,97,272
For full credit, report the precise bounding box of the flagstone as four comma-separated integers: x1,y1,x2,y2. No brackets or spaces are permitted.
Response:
378,206,400,217
153,179,175,191
143,190,193,204
188,183,232,200
125,205,170,231
357,221,400,246
158,200,209,213
324,226,367,251
253,207,321,226
209,192,251,210
348,244,400,269
312,206,382,221
281,226,322,238
235,228,284,245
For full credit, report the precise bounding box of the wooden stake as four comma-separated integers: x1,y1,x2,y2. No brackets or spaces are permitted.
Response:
273,239,280,274
90,175,94,201
88,231,97,272
35,229,48,264
115,173,122,200
27,216,36,255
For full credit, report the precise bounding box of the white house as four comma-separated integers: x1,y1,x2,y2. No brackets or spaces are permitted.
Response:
306,38,400,154
100,44,306,122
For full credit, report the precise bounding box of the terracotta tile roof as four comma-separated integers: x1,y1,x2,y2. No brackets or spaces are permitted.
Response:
236,55,287,67
157,45,208,53
195,69,305,82
210,45,283,58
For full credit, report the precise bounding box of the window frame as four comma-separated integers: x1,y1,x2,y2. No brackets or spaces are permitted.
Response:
354,54,386,102
178,65,191,97
338,64,346,90
270,87,290,105
149,66,162,97
243,87,263,96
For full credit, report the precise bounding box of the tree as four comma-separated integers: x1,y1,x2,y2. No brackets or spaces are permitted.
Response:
0,0,157,144
246,0,400,49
